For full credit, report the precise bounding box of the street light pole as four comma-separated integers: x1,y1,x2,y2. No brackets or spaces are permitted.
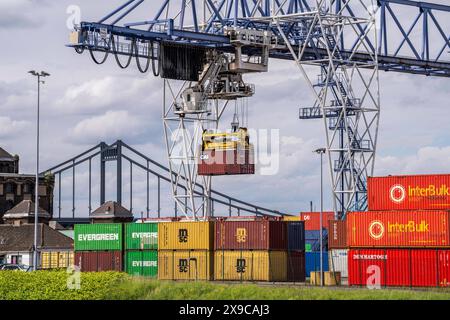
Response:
28,70,50,271
314,147,326,287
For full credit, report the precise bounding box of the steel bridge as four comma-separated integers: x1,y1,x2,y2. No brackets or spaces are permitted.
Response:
44,140,285,226
66,0,450,221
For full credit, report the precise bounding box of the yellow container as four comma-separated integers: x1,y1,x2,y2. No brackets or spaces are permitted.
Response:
158,250,213,280
158,221,214,250
41,251,74,269
214,251,287,282
310,271,341,286
282,216,301,221
324,271,341,286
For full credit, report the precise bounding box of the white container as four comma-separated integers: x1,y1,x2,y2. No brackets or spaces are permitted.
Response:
329,249,348,278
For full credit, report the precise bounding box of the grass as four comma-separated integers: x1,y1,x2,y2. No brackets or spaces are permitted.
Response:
1,270,450,300
111,279,450,300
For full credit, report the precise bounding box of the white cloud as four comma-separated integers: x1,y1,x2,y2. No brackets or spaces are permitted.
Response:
0,0,42,29
68,110,148,144
0,117,29,138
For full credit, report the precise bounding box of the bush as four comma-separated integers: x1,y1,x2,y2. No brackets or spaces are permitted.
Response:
0,270,128,300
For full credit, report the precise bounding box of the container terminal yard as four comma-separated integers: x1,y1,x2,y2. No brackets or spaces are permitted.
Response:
0,0,450,303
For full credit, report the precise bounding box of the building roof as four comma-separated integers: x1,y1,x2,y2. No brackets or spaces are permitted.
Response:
0,223,74,252
90,201,133,219
0,147,14,161
3,200,51,219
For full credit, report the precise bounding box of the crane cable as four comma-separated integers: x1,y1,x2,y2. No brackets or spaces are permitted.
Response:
111,35,134,69
88,33,111,65
134,40,152,73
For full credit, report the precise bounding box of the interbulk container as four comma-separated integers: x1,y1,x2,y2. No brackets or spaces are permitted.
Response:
329,249,348,278
347,211,450,248
125,251,158,277
158,221,214,250
214,251,287,281
328,220,347,249
368,175,450,211
305,230,328,251
41,251,74,269
74,251,122,272
348,249,450,287
158,250,213,280
74,223,122,251
301,212,335,230
305,252,329,277
287,221,305,251
125,223,158,250
287,251,306,282
214,220,287,250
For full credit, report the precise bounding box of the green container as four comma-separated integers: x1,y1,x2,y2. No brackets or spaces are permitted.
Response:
125,223,158,250
125,250,158,277
305,243,312,252
74,223,122,251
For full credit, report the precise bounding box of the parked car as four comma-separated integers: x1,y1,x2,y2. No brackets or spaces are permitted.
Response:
0,264,31,272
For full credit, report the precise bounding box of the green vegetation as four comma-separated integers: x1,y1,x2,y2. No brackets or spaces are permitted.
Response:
1,270,450,300
0,270,127,300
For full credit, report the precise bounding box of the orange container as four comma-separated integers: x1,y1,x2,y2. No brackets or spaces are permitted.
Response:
368,175,450,211
300,212,335,230
347,211,450,248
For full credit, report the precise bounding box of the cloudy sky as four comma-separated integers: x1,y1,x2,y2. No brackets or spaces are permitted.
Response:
0,0,449,218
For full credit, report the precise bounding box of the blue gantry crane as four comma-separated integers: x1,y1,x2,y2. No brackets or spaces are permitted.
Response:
68,0,450,220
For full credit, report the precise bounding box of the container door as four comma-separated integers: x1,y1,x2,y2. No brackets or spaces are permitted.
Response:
411,250,437,287
438,250,450,287
385,250,410,287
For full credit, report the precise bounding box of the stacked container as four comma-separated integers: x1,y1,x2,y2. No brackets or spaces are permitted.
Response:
74,223,123,272
347,174,450,287
328,220,348,278
158,221,214,280
214,219,305,282
125,223,158,277
301,212,332,277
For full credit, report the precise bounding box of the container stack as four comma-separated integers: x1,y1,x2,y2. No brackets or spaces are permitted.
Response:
124,223,158,277
214,219,305,282
74,223,123,272
347,174,450,287
301,212,333,277
158,221,214,280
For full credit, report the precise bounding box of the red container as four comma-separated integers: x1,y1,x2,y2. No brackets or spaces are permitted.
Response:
348,249,450,287
74,251,123,272
198,149,255,176
368,175,450,211
215,220,287,250
287,251,306,282
328,220,347,249
300,212,335,230
347,211,450,248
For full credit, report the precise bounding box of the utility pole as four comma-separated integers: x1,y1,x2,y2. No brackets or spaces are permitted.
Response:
314,147,326,286
28,70,50,271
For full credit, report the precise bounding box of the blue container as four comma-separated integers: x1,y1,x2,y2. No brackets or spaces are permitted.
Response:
287,221,305,251
305,229,328,251
305,251,329,277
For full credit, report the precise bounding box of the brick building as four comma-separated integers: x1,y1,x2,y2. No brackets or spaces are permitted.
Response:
0,147,54,222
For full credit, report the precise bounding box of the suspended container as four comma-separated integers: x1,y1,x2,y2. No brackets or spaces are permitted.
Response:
215,220,288,250
125,250,158,277
347,211,450,248
214,251,287,282
158,250,213,281
74,251,123,272
198,128,255,176
125,223,158,250
158,221,214,250
368,174,450,211
74,223,123,251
